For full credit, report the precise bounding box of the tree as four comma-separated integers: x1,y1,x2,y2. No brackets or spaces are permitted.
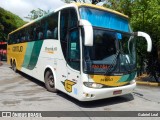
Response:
104,0,133,17
0,23,5,41
0,7,26,41
61,0,102,4
25,8,49,20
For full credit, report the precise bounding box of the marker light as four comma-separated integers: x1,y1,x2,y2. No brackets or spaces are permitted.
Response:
130,80,136,84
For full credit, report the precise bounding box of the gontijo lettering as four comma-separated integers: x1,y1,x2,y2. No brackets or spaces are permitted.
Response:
12,46,23,52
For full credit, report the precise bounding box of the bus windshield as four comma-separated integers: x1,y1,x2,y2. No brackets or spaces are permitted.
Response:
83,28,136,75
80,7,136,75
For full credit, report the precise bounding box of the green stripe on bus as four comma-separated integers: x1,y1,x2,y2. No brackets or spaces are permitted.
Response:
118,72,136,82
22,42,35,68
27,40,43,70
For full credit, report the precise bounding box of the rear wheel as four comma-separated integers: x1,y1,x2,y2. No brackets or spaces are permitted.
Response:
44,70,57,92
10,59,12,67
12,61,17,72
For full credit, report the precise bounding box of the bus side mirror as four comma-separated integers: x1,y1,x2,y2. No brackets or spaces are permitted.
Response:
135,31,152,52
79,19,93,46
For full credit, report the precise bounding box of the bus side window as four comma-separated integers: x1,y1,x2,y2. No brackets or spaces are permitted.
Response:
37,21,44,40
42,19,48,39
47,12,58,39
18,33,21,43
60,9,69,60
68,29,80,71
69,9,78,29
36,27,41,40
33,27,38,40
67,9,80,71
16,33,21,44
53,27,58,39
25,29,30,42
47,30,52,39
9,33,15,44
60,10,69,41
38,31,43,40
21,31,25,42
9,34,14,44
52,13,58,39
25,26,29,41
30,26,34,41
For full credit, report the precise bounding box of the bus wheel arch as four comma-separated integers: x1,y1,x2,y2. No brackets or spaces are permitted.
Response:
44,67,57,93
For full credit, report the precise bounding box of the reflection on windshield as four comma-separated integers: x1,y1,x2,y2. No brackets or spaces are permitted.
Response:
119,34,136,73
85,30,116,61
83,28,136,75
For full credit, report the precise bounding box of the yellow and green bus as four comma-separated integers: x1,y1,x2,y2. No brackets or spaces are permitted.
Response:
7,3,152,101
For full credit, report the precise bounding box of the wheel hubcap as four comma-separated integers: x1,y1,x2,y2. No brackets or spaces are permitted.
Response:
49,75,54,87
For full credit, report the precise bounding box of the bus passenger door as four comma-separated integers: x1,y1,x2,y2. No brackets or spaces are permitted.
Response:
59,8,81,96
66,28,81,96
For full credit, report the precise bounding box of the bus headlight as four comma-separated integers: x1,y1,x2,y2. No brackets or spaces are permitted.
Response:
83,82,103,89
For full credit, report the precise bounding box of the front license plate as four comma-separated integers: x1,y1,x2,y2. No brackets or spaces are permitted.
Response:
113,90,122,95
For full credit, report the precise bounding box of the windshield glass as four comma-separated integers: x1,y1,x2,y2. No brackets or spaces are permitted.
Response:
85,29,117,61
79,7,131,33
118,33,136,73
83,28,136,75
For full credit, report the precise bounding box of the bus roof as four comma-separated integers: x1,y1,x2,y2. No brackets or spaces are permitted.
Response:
9,3,128,35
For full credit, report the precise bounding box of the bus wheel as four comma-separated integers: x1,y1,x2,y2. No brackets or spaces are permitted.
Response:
12,61,17,72
10,59,13,67
44,70,57,92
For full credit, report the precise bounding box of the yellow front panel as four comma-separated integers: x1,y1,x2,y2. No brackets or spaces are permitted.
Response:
90,75,128,87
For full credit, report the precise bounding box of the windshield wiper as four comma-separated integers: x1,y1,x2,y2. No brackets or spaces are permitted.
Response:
120,51,132,73
104,50,120,75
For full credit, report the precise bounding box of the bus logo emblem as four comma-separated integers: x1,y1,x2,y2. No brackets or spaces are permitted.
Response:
62,80,76,93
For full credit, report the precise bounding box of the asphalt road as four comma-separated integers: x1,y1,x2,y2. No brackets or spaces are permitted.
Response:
0,61,160,120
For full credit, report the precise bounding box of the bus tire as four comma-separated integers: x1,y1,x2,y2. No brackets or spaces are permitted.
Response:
12,61,17,72
10,59,13,67
44,70,57,93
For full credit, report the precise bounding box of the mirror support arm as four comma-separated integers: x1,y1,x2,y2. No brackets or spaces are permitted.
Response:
134,31,152,52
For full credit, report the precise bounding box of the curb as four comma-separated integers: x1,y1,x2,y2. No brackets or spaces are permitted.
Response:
136,81,160,87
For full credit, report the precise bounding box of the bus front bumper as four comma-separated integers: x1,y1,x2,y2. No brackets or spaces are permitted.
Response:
79,82,136,101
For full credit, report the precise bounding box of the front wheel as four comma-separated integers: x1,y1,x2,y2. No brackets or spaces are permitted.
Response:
44,70,57,92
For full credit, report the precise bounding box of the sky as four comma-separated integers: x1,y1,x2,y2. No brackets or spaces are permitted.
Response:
0,0,66,21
